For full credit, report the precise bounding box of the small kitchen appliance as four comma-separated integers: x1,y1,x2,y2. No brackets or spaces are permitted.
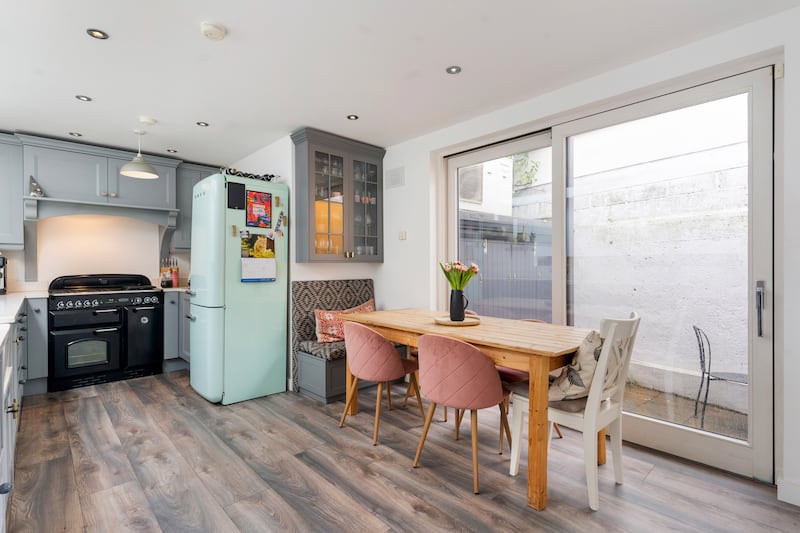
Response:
47,274,164,391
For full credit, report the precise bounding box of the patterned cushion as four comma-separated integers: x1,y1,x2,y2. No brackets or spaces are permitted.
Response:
290,279,374,389
548,330,603,401
314,299,375,343
298,340,347,361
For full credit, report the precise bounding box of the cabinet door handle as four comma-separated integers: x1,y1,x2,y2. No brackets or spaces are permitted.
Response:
100,191,109,197
110,192,118,198
93,309,119,315
0,483,11,495
34,307,41,313
94,327,119,334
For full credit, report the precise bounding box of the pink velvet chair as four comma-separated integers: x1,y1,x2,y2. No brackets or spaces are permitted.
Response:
412,334,511,494
339,322,425,445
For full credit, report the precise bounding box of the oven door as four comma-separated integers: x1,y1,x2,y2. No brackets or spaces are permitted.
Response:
49,326,122,378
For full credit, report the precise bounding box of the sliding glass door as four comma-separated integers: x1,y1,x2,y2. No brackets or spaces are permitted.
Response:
554,68,773,480
446,133,553,320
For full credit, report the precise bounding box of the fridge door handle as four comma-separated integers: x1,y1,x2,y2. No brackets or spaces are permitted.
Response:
185,314,196,321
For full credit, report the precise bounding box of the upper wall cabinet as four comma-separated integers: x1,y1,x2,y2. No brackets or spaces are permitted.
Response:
0,134,23,249
291,128,385,263
172,163,219,251
18,135,179,211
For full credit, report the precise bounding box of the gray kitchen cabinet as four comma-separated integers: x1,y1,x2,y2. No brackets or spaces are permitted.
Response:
0,134,23,248
1,323,17,519
19,134,179,210
291,128,385,262
163,291,180,359
13,307,27,401
24,298,47,381
172,163,218,250
180,291,191,361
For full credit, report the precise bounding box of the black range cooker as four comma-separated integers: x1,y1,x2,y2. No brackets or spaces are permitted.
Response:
48,274,164,391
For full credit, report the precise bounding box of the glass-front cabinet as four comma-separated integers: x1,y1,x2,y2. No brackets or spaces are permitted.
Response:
292,128,385,262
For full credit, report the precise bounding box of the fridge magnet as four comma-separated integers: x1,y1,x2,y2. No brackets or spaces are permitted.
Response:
274,210,285,237
246,190,272,228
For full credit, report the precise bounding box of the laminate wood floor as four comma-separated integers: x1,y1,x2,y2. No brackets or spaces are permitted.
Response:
8,370,800,532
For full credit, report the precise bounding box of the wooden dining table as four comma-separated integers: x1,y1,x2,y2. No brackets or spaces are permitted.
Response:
343,308,593,510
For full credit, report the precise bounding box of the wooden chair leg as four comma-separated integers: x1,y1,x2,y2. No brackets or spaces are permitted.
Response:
499,396,511,453
339,377,360,428
442,406,448,422
554,422,564,439
408,373,426,419
471,409,480,494
413,402,438,468
373,382,383,445
498,402,512,454
455,409,465,440
386,382,393,411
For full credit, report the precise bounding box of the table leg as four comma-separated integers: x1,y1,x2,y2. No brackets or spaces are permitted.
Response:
597,429,606,465
345,357,358,415
527,356,550,510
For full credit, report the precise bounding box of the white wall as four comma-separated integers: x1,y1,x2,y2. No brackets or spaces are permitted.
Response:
376,9,800,505
5,215,161,290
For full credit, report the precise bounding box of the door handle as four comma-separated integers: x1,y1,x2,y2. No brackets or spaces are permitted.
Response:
756,280,765,337
6,399,19,420
185,315,196,321
94,327,119,334
93,309,119,314
132,306,156,312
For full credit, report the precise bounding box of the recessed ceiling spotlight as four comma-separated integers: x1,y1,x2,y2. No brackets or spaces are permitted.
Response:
445,65,462,74
166,149,178,153
75,95,92,102
346,114,359,121
68,132,83,137
196,121,209,127
86,28,109,40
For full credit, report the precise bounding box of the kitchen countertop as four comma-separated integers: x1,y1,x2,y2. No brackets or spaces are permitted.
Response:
162,287,190,293
0,291,49,323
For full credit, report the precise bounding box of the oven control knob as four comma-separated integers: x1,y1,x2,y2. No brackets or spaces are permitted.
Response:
134,297,143,305
56,301,65,310
92,299,99,307
75,301,83,308
84,300,91,307
150,295,159,304
66,301,74,309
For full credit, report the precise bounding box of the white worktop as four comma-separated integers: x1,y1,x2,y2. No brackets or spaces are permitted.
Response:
0,291,49,323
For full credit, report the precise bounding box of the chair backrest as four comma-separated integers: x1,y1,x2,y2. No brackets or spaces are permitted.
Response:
342,322,406,382
585,312,641,413
693,325,710,376
417,334,504,410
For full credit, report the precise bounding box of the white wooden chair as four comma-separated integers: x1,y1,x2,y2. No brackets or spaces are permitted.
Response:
508,312,640,511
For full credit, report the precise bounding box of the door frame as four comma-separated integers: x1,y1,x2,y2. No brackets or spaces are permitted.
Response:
551,67,774,481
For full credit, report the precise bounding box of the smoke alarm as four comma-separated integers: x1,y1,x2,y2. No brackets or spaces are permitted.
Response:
201,22,227,41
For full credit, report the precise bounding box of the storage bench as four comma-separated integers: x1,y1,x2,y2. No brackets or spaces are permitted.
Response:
291,279,375,403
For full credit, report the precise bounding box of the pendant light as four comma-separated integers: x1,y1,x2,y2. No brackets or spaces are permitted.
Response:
121,130,159,179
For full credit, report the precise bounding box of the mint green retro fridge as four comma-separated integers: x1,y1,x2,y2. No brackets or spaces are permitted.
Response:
189,173,288,404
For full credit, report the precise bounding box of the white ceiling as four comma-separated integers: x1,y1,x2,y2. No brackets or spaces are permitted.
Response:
3,1,798,167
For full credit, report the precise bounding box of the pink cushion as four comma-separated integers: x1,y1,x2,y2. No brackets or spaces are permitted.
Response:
343,322,411,382
314,299,375,343
417,334,504,410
